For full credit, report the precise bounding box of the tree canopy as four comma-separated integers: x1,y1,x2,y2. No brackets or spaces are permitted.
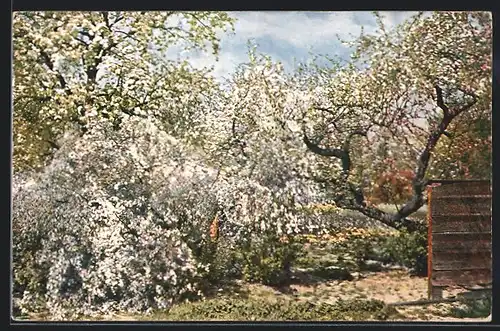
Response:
13,10,491,229
13,11,234,170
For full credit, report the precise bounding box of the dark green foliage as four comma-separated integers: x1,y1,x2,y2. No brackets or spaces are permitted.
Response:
157,297,401,321
378,228,428,276
449,296,491,318
239,235,306,286
193,229,307,289
199,239,244,286
309,266,353,281
294,226,428,276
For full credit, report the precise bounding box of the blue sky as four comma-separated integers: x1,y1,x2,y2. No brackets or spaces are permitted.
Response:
167,11,421,81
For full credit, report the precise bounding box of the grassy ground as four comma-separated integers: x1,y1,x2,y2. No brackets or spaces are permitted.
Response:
17,233,491,322
26,271,488,322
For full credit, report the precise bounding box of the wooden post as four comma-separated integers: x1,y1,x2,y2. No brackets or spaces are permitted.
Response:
427,186,433,300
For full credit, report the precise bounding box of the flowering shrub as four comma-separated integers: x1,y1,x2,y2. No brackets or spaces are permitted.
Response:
12,116,215,319
12,113,333,319
12,11,235,171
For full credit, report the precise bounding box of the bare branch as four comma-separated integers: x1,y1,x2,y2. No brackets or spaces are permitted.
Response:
394,85,478,223
314,106,336,116
303,82,478,232
342,129,368,153
435,85,450,116
189,13,210,30
302,132,346,159
455,92,478,115
45,139,60,150
101,12,111,29
114,30,141,43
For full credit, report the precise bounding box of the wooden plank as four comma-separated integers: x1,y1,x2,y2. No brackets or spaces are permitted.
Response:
428,180,490,184
432,191,491,199
432,218,491,233
431,182,491,197
435,195,491,199
432,241,491,252
432,232,491,242
431,201,491,215
432,269,491,287
431,214,491,219
433,251,491,261
432,249,491,255
432,196,492,205
428,181,492,291
432,254,491,271
427,187,433,300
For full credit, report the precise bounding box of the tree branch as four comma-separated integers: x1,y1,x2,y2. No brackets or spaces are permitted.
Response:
303,83,477,233
302,132,347,160
394,84,477,224
435,85,450,116
38,48,71,95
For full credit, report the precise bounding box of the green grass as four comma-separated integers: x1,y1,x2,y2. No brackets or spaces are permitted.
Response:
136,296,402,321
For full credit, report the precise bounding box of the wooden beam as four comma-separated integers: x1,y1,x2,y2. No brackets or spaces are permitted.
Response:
427,186,433,300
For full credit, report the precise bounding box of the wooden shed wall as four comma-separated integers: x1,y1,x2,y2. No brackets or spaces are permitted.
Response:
428,181,492,294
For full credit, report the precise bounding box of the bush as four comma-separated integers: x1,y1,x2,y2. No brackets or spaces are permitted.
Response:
12,117,212,319
378,227,428,276
12,116,330,319
152,296,400,321
198,176,328,287
294,226,427,276
195,236,244,288
449,296,491,318
239,233,305,286
157,184,239,288
295,228,396,272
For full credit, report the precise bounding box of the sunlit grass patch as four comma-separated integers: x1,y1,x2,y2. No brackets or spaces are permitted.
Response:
136,296,401,321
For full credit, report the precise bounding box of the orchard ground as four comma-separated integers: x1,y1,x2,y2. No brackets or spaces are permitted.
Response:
15,206,491,322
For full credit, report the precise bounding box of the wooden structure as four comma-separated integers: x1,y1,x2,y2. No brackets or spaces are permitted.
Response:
427,180,492,299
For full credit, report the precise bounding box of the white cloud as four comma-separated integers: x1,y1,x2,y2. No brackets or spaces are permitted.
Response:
164,11,422,81
231,11,359,49
229,11,420,49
